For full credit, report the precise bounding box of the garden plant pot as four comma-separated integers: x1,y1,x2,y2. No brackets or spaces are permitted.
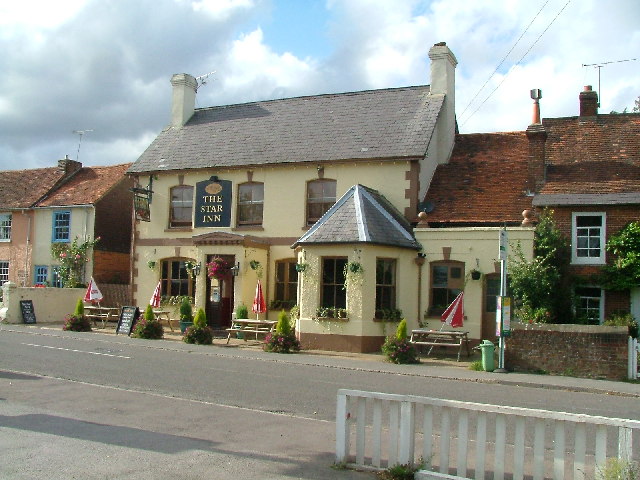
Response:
179,321,193,334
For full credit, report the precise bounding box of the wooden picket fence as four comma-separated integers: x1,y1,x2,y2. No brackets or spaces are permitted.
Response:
336,389,639,480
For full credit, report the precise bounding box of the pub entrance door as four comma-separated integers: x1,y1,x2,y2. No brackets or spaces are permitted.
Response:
482,273,500,341
205,254,234,328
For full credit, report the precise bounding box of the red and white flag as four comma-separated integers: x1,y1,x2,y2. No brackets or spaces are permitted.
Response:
83,277,103,304
150,281,162,308
252,279,266,319
441,292,464,328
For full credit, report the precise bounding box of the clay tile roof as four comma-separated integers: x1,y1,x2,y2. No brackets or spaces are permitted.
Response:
37,163,133,207
0,167,67,209
293,184,421,250
535,114,640,201
129,86,444,173
422,132,532,225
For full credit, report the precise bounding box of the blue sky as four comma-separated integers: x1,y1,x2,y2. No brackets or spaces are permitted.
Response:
0,0,638,169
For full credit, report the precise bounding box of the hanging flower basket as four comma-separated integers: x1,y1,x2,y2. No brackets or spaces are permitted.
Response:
207,257,231,279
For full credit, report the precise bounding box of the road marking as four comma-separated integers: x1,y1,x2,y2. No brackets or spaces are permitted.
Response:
22,343,131,359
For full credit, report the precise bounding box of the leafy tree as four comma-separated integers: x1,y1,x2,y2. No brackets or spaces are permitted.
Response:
509,209,573,323
600,221,640,290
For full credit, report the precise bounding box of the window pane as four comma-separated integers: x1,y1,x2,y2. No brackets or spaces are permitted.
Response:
321,257,347,309
577,216,602,227
238,183,264,225
53,212,70,241
170,186,193,227
0,214,11,241
307,180,336,225
432,266,448,287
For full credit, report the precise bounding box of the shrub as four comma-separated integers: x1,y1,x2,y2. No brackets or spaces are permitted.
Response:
235,303,249,319
597,458,640,480
378,461,424,480
183,308,213,345
131,306,164,339
63,313,92,332
73,298,85,317
179,297,193,322
264,310,301,353
382,319,419,364
604,313,639,339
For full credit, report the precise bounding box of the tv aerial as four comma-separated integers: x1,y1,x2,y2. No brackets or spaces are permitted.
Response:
195,70,216,92
72,129,93,161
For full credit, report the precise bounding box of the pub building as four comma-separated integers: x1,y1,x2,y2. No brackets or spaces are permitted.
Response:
127,42,534,353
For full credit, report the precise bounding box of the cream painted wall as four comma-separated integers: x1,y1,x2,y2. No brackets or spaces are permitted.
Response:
31,206,96,281
415,227,534,339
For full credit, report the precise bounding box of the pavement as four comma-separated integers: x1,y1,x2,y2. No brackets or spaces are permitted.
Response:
10,321,640,398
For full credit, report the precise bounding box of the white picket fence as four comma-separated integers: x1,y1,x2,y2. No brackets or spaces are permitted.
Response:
336,389,640,479
629,337,638,380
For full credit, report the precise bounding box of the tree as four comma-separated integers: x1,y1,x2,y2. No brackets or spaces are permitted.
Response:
600,221,640,291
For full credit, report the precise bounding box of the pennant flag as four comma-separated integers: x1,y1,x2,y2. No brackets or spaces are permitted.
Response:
441,292,464,328
83,277,103,304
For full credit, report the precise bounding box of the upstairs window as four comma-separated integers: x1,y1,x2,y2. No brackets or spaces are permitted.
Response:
237,182,264,226
572,212,606,264
306,179,336,226
321,257,347,309
52,211,71,242
429,262,464,316
0,214,11,241
274,259,297,309
169,186,193,228
375,258,397,312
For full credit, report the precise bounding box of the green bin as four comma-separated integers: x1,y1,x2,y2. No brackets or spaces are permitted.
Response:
479,340,495,372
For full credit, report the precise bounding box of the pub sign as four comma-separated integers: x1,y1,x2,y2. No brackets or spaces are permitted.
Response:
195,178,232,228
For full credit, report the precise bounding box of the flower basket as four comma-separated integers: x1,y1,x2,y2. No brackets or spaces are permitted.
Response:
207,257,231,279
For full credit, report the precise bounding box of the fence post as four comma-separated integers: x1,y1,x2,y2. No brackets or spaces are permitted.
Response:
336,392,350,463
629,337,638,380
398,399,416,465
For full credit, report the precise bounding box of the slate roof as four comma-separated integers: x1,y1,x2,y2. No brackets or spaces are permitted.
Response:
293,184,421,250
534,113,640,204
420,132,533,225
37,163,133,207
0,166,69,209
128,86,444,173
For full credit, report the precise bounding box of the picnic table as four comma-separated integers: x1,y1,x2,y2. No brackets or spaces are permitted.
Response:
152,309,175,332
84,306,120,329
409,328,471,361
226,319,277,344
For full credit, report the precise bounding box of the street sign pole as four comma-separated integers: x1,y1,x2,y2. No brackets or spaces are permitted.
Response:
496,228,509,372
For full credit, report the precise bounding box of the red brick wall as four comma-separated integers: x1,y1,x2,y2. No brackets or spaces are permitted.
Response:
505,323,630,379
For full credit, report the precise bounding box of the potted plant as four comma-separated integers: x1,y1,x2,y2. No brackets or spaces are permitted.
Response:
132,304,164,339
234,303,249,339
179,297,194,333
63,298,92,332
470,269,482,280
264,310,301,354
207,257,231,280
382,319,419,364
183,307,213,344
295,262,308,273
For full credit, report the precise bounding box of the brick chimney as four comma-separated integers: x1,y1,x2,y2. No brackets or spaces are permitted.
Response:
579,85,598,116
170,73,197,127
58,155,82,174
526,89,547,193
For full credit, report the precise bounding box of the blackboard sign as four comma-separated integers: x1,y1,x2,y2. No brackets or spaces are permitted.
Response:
20,300,36,324
116,306,140,335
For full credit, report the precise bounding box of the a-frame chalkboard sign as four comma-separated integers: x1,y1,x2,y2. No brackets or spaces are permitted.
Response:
20,300,37,324
116,306,140,335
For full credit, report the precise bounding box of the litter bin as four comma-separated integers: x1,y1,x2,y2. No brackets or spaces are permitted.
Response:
479,340,495,372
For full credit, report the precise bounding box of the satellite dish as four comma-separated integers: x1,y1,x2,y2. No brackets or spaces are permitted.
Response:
419,201,435,213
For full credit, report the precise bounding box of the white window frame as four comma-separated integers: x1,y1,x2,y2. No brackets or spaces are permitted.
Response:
0,213,11,242
571,212,606,265
574,286,605,324
0,261,9,285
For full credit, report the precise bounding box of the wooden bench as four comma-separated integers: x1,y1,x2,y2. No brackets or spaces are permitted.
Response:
226,319,277,344
409,329,471,361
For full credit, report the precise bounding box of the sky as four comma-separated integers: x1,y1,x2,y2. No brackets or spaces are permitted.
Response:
1,0,639,170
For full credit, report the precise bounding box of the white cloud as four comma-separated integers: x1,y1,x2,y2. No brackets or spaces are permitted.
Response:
0,0,86,28
188,0,256,19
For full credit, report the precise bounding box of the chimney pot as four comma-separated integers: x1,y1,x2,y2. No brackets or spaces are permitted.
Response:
579,85,598,116
530,88,542,124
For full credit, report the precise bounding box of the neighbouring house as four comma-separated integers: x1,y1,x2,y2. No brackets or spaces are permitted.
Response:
127,42,460,352
528,86,640,323
0,157,133,295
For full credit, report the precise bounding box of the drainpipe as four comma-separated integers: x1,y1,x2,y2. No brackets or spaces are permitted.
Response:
415,253,426,325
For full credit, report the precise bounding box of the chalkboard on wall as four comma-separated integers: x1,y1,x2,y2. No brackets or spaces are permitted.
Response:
20,300,37,324
116,306,140,335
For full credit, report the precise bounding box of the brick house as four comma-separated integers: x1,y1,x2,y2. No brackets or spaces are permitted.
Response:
0,157,133,291
529,86,640,323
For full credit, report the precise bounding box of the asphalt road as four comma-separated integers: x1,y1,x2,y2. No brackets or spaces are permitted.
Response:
1,324,639,479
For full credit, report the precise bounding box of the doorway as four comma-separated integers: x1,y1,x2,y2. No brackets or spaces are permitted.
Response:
481,274,500,341
205,254,235,328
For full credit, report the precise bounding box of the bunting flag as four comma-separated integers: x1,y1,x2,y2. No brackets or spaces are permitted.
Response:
441,292,464,328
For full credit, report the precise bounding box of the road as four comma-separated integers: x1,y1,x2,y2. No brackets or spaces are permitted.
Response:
1,324,638,479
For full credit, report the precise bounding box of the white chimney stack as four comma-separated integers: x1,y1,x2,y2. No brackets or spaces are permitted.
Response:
170,73,197,127
428,42,457,165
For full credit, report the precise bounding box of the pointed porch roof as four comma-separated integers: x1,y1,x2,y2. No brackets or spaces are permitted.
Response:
293,184,421,250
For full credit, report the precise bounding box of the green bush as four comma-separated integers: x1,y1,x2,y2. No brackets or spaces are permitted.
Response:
193,307,207,329
73,298,85,317
131,307,164,340
597,458,639,480
179,297,193,322
63,314,92,332
235,303,248,319
264,310,301,354
183,324,213,344
604,313,639,339
382,319,419,364
275,309,292,336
